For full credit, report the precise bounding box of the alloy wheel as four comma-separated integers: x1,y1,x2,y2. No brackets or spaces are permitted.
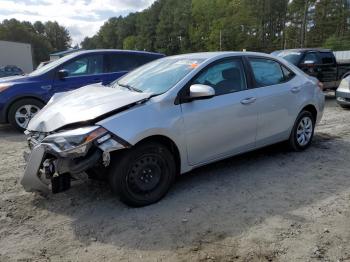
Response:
296,116,313,146
15,105,40,129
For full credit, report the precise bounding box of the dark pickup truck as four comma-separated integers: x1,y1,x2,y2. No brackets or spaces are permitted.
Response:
272,48,350,90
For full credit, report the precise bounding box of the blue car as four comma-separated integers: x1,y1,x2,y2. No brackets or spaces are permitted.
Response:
0,49,164,131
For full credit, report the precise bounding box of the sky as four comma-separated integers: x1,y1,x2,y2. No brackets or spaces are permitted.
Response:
0,0,156,45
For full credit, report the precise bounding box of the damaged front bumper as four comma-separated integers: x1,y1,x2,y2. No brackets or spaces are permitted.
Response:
22,145,50,193
21,126,128,194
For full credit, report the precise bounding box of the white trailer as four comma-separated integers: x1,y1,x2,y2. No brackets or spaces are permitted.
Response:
334,51,350,64
0,40,34,73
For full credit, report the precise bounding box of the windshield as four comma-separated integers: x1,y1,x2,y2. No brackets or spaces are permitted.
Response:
112,57,204,95
275,51,302,65
29,53,80,76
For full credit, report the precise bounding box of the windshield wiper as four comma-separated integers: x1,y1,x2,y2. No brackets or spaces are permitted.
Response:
117,82,143,93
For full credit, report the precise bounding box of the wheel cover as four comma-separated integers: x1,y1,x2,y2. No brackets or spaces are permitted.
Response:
296,116,313,146
126,154,165,197
15,105,40,129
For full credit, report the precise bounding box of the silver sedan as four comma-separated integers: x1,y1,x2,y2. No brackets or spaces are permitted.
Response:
22,52,325,206
336,76,350,108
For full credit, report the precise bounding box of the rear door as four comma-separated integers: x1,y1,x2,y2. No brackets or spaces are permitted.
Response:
299,51,321,79
317,52,337,88
53,53,104,93
247,57,300,147
299,51,337,88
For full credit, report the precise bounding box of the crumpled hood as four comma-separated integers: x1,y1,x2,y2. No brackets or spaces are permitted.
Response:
27,84,151,132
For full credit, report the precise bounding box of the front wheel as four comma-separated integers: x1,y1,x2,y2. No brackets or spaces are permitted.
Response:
108,142,176,207
8,98,45,132
289,111,315,151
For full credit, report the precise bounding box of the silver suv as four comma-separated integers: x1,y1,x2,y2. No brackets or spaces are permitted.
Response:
22,52,325,206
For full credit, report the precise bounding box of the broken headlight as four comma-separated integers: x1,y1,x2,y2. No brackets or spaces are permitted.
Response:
42,126,108,157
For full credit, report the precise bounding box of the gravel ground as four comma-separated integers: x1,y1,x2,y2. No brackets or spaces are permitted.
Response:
0,95,350,262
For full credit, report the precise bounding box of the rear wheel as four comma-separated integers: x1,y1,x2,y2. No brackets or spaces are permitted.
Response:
289,110,315,151
8,98,44,132
108,142,176,207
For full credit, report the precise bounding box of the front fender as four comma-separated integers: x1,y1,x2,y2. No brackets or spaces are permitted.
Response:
97,98,190,173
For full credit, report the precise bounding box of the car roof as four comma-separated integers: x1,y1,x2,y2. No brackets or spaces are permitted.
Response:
71,49,165,57
274,48,332,53
166,51,273,61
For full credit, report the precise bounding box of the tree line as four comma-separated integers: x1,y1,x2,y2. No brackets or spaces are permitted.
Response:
0,0,349,66
82,0,350,54
0,19,71,66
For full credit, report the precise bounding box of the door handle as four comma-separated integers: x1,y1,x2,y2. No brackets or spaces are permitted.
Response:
291,87,302,93
240,97,256,105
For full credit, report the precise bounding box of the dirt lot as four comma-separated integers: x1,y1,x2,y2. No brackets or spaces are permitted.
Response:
0,95,350,262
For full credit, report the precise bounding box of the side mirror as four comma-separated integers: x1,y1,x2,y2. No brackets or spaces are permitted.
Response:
189,84,215,99
58,69,69,79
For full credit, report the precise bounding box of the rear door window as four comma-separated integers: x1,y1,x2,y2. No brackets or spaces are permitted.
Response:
319,52,335,64
281,65,295,81
105,53,156,73
249,58,285,86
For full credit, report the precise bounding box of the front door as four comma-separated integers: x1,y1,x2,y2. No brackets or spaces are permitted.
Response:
53,54,104,94
181,58,258,165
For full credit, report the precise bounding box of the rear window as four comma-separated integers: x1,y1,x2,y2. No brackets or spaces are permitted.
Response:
275,51,302,65
301,52,320,64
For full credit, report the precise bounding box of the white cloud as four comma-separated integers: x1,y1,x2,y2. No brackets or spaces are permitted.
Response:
0,0,156,45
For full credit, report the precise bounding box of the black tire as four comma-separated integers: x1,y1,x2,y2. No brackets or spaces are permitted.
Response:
8,98,45,132
289,110,315,151
339,104,350,109
108,142,176,207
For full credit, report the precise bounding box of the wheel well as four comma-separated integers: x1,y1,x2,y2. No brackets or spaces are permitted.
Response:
136,135,181,175
302,105,317,121
342,72,350,79
5,96,45,122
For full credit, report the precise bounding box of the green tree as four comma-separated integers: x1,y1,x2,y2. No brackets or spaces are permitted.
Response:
81,0,350,54
0,19,71,66
123,35,139,50
323,35,350,50
44,21,71,52
33,21,45,35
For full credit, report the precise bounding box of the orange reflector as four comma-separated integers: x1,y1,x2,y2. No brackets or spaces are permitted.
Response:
84,127,107,143
190,63,198,69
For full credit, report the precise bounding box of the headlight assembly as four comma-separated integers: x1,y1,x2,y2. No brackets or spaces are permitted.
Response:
42,126,108,157
0,83,12,92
